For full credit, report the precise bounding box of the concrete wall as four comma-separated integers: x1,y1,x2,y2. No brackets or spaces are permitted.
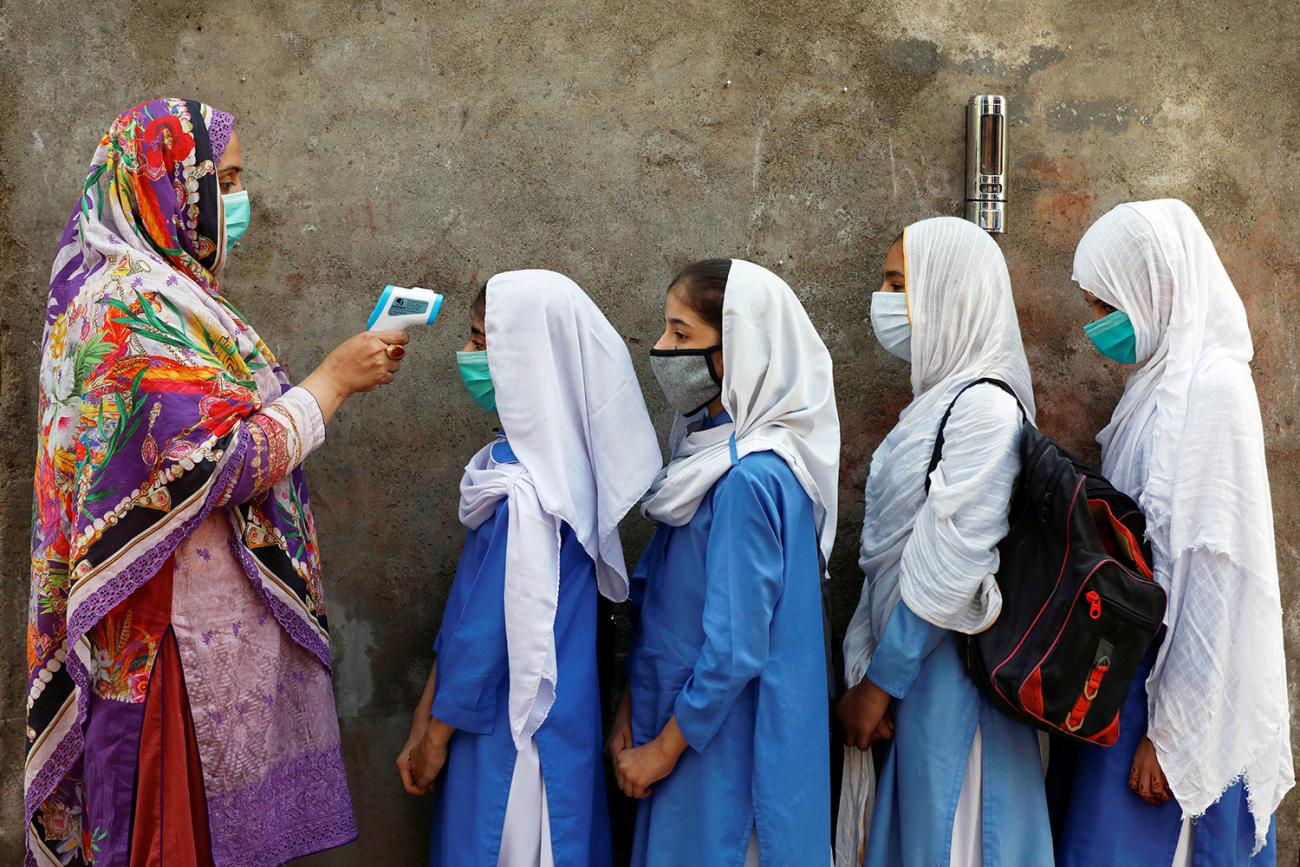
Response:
2,1,1297,862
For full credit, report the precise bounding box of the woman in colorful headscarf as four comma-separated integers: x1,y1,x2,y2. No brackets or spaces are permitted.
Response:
1050,200,1290,866
25,98,407,866
836,217,1051,866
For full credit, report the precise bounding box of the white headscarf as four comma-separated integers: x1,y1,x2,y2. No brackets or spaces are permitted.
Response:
458,269,662,748
837,218,1034,864
640,259,840,571
1074,200,1291,851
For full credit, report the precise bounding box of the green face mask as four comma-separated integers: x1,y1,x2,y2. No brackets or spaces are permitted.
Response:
1083,309,1137,364
456,350,497,412
222,190,250,254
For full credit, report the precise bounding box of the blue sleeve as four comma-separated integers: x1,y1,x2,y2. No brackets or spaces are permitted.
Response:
673,465,784,752
865,598,947,700
431,526,481,658
430,501,510,734
629,524,669,626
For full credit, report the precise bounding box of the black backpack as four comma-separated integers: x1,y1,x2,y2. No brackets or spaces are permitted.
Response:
927,378,1167,746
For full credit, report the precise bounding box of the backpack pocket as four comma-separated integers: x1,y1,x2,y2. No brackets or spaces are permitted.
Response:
1089,498,1154,579
1014,559,1162,745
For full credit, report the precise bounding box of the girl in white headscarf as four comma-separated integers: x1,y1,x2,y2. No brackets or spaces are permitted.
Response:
836,217,1053,867
607,259,840,866
1050,200,1290,866
395,271,663,867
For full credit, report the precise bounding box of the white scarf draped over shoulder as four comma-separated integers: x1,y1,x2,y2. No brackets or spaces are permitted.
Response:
1073,200,1292,852
836,218,1035,865
457,270,662,749
640,259,840,574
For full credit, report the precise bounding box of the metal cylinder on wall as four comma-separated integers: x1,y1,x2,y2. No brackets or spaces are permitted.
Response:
965,94,1008,233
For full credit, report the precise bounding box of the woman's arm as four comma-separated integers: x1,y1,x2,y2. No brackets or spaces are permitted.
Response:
214,387,327,507
299,329,408,425
214,330,410,507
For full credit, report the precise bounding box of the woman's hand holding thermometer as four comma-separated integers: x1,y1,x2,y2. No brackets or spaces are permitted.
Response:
298,286,437,424
300,330,409,423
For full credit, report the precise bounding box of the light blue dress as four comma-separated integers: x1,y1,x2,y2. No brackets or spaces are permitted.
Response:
628,413,831,867
427,439,611,867
1049,639,1276,867
863,597,1054,866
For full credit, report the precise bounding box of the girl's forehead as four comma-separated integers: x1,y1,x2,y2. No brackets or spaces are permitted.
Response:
664,291,696,317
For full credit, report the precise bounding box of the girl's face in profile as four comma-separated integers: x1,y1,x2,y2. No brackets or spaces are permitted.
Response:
1081,289,1117,322
655,283,725,385
880,238,905,294
463,309,487,353
655,284,721,351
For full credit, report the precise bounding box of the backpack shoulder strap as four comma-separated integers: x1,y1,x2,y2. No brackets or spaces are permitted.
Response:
925,378,1027,494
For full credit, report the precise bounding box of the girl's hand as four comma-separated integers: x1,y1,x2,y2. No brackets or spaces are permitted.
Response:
398,661,444,795
605,685,633,762
614,717,688,799
1130,736,1172,805
301,330,409,423
396,716,431,795
614,741,677,799
409,723,452,793
837,677,894,750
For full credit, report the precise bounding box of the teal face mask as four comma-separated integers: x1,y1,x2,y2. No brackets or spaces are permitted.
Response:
222,190,250,254
456,350,497,412
1083,310,1137,364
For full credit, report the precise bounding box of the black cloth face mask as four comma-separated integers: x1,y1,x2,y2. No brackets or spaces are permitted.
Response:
649,345,723,416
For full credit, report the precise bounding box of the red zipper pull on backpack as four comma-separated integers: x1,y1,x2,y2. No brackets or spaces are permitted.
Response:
1086,590,1102,620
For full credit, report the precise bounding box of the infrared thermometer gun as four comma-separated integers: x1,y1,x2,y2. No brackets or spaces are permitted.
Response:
367,285,444,331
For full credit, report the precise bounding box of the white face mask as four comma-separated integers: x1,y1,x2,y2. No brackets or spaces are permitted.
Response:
870,291,912,361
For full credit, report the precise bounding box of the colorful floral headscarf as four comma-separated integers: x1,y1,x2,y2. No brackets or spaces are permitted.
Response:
26,98,332,865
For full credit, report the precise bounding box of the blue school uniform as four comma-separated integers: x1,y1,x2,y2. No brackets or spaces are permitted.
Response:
628,412,831,867
1050,640,1276,867
863,599,1054,866
428,439,611,867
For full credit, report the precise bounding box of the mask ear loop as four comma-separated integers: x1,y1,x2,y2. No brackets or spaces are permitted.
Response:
703,344,724,386
214,186,228,275
901,226,912,326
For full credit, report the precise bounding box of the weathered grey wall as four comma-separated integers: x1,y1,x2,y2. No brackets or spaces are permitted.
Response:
3,1,1298,863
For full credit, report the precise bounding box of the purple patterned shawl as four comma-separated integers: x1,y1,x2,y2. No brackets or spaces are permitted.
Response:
25,98,334,865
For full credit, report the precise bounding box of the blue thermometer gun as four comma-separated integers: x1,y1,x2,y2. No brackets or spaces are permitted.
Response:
367,285,444,331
